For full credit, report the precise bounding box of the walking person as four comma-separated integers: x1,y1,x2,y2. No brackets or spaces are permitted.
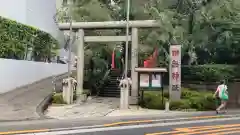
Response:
213,80,229,114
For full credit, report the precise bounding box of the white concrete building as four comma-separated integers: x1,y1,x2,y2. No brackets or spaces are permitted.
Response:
0,0,70,93
0,0,64,44
0,0,81,62
55,0,78,59
56,0,76,9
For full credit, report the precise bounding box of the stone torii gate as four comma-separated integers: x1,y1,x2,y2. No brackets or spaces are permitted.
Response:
58,20,159,104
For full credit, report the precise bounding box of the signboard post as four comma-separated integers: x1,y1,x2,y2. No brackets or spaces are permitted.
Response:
139,74,150,87
135,68,167,106
151,74,162,88
169,45,181,101
139,73,162,88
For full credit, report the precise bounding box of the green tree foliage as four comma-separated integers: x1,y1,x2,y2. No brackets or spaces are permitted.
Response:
0,16,59,61
65,0,240,66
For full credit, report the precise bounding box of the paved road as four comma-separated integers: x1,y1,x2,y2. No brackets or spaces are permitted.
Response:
0,74,66,121
34,118,240,135
0,112,237,132
1,115,240,135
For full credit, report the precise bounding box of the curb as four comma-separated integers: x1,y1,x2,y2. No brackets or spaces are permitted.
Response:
36,93,54,120
0,73,67,122
36,73,69,120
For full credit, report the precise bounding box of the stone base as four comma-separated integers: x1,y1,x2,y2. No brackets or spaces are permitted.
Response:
76,94,87,103
129,96,138,105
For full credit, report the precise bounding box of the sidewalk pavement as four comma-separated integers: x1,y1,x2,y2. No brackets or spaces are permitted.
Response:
46,97,240,120
0,74,66,121
45,97,119,119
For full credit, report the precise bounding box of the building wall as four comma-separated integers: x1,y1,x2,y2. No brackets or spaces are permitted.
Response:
56,0,64,9
56,0,74,9
0,0,27,23
0,0,64,44
0,0,75,94
26,0,60,39
0,59,68,94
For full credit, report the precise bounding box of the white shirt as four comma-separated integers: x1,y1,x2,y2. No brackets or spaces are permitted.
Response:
216,84,227,97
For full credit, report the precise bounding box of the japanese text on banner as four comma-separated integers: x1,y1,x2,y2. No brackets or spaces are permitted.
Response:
170,46,181,92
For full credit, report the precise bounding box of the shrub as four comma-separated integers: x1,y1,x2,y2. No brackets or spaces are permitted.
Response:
57,88,89,102
0,16,58,60
181,88,201,99
52,93,66,104
140,88,216,111
182,64,238,82
140,91,166,109
170,99,191,110
189,93,216,111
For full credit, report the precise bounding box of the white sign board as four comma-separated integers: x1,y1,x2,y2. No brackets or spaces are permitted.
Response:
151,74,161,88
140,74,149,87
169,45,181,100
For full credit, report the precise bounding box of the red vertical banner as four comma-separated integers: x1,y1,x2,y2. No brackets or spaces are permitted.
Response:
143,48,158,68
169,45,181,101
111,50,115,69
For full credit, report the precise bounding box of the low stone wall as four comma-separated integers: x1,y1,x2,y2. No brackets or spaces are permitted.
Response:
0,58,68,94
227,82,240,108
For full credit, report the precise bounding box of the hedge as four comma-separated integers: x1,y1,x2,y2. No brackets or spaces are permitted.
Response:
182,64,240,82
140,88,217,111
0,16,59,61
52,93,66,104
52,89,91,104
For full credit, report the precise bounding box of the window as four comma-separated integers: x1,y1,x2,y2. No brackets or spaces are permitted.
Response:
62,0,68,6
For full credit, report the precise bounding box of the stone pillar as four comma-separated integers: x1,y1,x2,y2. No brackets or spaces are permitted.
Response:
76,29,84,101
169,45,181,101
120,79,130,109
62,78,74,104
130,28,139,105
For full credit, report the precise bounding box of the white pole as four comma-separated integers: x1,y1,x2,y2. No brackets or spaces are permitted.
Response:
68,3,73,78
124,0,130,79
123,0,130,109
76,29,84,101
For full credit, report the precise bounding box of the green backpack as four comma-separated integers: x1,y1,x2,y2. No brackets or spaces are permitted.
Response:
221,86,228,100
